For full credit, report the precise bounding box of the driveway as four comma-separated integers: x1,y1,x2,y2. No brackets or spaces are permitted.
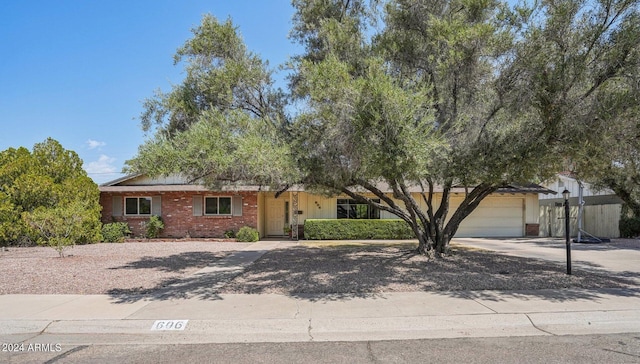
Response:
453,238,640,283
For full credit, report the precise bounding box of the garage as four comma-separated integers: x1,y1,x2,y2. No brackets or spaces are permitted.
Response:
452,197,524,238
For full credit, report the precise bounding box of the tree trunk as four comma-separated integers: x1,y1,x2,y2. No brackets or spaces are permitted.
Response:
415,227,449,258
347,180,497,258
415,231,438,258
605,178,640,217
422,183,497,257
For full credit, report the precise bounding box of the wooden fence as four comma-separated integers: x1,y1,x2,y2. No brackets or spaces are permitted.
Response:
539,204,621,238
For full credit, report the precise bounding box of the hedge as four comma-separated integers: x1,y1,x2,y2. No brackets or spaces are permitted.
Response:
304,219,416,240
620,216,640,238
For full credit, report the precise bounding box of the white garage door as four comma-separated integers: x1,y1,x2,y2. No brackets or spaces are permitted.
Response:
452,197,524,238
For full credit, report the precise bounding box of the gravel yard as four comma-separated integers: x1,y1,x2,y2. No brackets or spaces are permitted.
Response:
0,242,251,295
0,240,635,296
220,243,636,295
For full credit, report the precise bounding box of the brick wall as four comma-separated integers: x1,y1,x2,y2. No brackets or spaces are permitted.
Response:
525,223,540,237
100,191,259,238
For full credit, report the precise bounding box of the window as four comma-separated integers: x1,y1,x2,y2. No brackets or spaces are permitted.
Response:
337,199,380,219
205,197,232,215
285,201,290,224
125,197,152,216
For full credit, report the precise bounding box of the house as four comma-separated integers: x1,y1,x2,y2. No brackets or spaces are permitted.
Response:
539,174,623,239
99,174,552,239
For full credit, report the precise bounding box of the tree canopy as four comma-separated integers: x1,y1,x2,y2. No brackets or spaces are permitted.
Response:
127,15,297,188
0,138,102,252
128,0,640,256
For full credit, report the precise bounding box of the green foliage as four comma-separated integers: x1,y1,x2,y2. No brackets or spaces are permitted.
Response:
236,226,259,242
619,217,640,238
138,14,282,136
304,219,415,240
24,200,94,257
224,229,236,239
145,216,165,239
128,109,298,189
0,138,103,248
128,2,640,256
0,192,22,246
102,222,132,243
127,14,296,190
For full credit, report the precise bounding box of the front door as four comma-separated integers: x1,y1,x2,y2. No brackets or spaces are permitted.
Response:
267,198,288,236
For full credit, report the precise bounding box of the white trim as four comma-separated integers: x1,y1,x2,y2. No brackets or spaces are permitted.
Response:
203,196,233,216
124,196,153,216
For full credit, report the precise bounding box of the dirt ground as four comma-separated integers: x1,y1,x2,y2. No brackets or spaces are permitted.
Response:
0,240,635,296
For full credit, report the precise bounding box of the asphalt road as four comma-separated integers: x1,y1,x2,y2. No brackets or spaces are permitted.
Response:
4,333,640,364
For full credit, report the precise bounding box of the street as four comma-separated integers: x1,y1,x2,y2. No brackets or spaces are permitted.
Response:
3,333,640,363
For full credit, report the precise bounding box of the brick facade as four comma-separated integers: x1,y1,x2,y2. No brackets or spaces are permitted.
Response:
525,223,540,237
100,191,259,238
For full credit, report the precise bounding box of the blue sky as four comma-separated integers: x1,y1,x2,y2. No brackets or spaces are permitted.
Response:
0,1,300,184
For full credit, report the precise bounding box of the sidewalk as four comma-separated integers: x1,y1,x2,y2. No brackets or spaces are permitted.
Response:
1,239,639,345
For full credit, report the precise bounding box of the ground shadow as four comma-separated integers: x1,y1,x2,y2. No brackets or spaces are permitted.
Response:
108,273,228,303
109,251,227,273
107,244,640,304
107,251,232,303
219,245,639,302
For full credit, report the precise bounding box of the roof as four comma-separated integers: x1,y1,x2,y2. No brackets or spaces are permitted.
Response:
100,174,554,195
496,184,556,195
99,184,263,192
100,173,143,187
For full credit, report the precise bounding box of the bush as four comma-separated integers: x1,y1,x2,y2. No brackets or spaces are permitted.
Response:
236,226,259,242
304,219,416,240
145,216,165,239
0,139,103,247
224,229,236,239
24,201,96,257
620,215,640,238
102,222,131,243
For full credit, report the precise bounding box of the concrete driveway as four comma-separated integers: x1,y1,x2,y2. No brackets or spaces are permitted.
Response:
453,238,640,283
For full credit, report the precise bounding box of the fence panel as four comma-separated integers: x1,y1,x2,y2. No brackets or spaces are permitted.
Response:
540,204,621,238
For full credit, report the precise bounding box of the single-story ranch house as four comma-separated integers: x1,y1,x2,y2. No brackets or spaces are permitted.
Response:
99,174,554,239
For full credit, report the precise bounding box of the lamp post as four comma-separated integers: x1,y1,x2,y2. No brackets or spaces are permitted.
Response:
562,189,571,275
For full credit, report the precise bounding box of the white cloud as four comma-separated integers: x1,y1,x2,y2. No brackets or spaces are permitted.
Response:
86,139,106,150
85,154,117,174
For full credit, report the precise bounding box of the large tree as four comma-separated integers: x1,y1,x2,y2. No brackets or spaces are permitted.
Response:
573,109,640,217
127,15,296,188
290,0,640,255
128,1,640,256
0,138,102,249
504,0,640,219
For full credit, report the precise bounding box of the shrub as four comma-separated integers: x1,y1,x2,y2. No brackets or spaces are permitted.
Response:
304,219,416,240
24,201,93,257
0,139,103,247
145,216,165,239
102,222,131,243
224,229,236,239
236,226,259,242
620,215,640,238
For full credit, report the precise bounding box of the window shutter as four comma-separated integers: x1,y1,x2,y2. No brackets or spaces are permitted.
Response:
232,196,243,216
193,196,203,216
152,196,162,216
112,196,122,217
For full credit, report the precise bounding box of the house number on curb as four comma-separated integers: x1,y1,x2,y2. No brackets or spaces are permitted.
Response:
151,320,188,331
